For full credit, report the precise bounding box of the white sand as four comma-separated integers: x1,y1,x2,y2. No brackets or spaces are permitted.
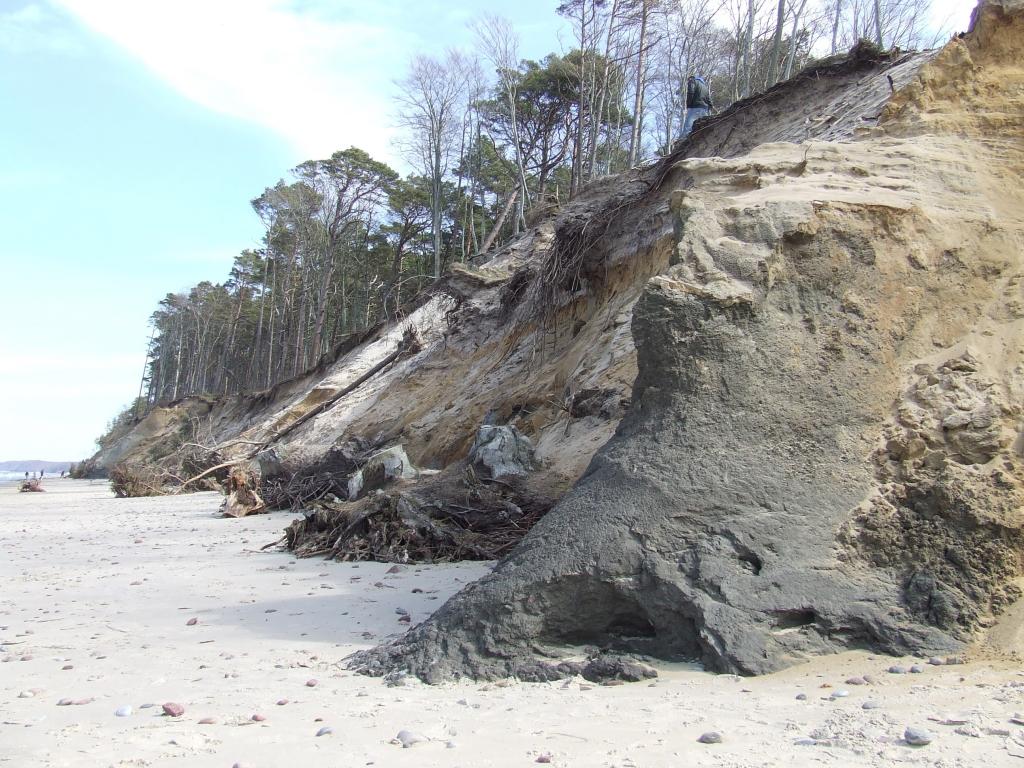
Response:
2,480,1023,767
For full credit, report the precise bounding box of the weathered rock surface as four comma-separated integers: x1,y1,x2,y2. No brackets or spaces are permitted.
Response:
350,0,1024,681
469,425,536,479
347,445,419,500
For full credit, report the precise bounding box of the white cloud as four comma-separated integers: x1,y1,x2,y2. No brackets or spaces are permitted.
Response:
929,0,976,34
0,2,84,54
50,0,408,163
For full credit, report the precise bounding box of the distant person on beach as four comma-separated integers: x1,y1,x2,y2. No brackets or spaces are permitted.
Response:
24,471,29,480
60,470,65,479
682,75,713,138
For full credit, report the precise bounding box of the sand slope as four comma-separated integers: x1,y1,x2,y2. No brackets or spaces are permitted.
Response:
3,481,1024,766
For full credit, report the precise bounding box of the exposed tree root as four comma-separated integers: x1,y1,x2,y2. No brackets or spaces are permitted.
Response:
283,467,557,563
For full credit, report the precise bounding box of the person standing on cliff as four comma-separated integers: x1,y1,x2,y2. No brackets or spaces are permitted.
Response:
682,75,713,137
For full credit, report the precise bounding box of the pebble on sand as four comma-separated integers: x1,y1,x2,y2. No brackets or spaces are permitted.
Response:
795,693,808,700
305,679,318,687
862,701,881,710
888,665,908,674
197,717,216,724
698,732,723,744
535,755,552,764
162,702,185,717
115,705,133,717
395,729,428,748
909,664,925,674
315,726,333,737
185,617,198,626
276,699,288,706
251,714,266,722
904,727,934,746
830,690,850,699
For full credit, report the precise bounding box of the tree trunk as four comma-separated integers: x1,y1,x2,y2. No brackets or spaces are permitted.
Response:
767,0,786,87
628,0,650,168
479,189,519,254
742,0,755,97
831,0,843,54
783,0,810,80
873,0,884,48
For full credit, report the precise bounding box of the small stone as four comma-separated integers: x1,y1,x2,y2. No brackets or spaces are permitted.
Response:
535,755,552,764
904,727,933,746
57,698,73,706
386,565,406,574
862,700,881,710
139,703,155,709
928,657,944,666
305,679,318,687
162,702,185,717
186,618,198,626
795,693,808,700
845,676,866,685
888,665,908,674
396,729,428,748
909,665,924,674
198,717,216,724
863,674,878,684
251,713,266,722
62,665,73,670
698,732,723,744
115,705,133,717
276,699,288,706
830,689,850,699
315,726,332,737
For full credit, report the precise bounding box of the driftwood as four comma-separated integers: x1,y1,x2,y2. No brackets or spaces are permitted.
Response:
220,466,266,518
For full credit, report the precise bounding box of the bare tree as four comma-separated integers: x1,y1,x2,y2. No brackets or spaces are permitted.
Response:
396,51,468,278
471,14,530,231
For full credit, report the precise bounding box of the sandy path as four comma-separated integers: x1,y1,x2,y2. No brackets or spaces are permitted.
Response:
2,480,1023,767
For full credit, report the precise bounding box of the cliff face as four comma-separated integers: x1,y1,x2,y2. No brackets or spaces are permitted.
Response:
96,43,938,494
99,0,1024,678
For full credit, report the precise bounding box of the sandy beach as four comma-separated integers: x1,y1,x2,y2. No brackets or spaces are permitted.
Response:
2,480,1024,767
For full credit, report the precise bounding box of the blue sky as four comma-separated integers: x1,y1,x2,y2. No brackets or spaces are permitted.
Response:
0,0,569,461
0,0,973,461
